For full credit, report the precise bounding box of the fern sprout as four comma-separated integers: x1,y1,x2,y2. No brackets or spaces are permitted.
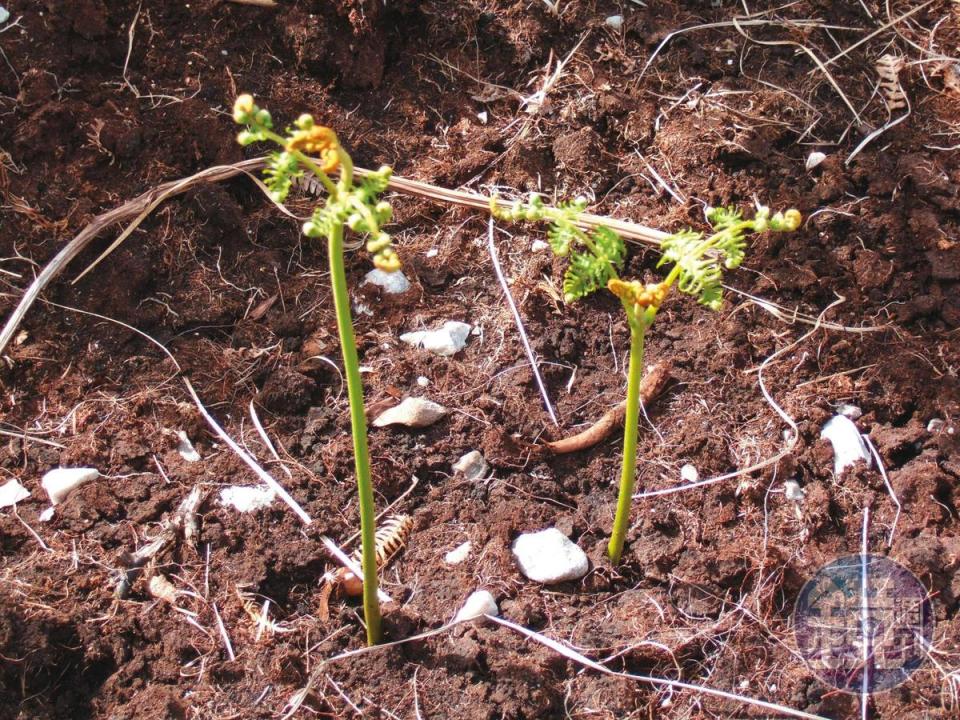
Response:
233,94,401,645
492,193,801,564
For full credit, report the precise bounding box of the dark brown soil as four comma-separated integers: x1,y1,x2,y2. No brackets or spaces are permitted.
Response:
2,1,959,718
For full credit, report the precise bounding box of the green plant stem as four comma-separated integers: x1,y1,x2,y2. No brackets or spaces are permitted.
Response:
608,311,646,564
327,221,381,645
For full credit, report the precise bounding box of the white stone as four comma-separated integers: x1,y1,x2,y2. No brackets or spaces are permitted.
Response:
426,248,439,258
531,239,549,252
363,268,411,294
372,397,448,428
820,415,871,476
453,590,498,623
680,464,699,483
400,321,471,357
416,376,430,387
444,541,472,565
476,111,488,125
512,528,589,584
805,151,827,170
0,7,9,25
784,480,805,501
42,467,99,505
927,418,945,433
149,574,179,603
838,403,862,420
605,14,623,29
219,484,276,512
452,450,488,481
0,479,30,508
176,431,201,462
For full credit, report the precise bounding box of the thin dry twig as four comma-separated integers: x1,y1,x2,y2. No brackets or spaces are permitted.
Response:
283,614,829,720
846,54,911,165
184,378,313,525
821,0,936,68
730,18,864,126
0,158,666,357
860,505,871,720
0,427,66,449
115,485,205,598
862,434,901,548
488,219,559,427
212,602,236,662
12,506,52,552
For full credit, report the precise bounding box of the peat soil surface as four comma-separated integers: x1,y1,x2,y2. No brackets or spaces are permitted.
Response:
1,1,959,718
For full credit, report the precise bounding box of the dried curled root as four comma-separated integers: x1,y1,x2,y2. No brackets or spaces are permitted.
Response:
608,278,668,313
318,515,413,620
286,115,340,173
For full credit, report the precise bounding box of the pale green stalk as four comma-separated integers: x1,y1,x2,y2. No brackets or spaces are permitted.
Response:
607,313,645,564
327,221,381,645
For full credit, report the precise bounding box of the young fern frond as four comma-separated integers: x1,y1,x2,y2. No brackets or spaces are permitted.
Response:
359,166,392,196
264,151,303,203
547,221,578,257
562,227,626,302
491,195,628,303
658,230,724,310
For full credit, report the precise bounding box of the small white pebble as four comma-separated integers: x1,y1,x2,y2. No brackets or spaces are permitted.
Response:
927,418,945,433
416,376,430,387
805,151,827,170
149,574,179,603
680,464,699,483
219,485,276,513
425,248,439,258
176,431,201,462
363,268,411,294
444,541,472,565
531,239,549,252
400,321,471,357
821,415,871,476
0,7,9,25
512,528,589,584
838,403,862,420
784,480,805,501
373,397,448,428
42,468,99,505
453,590,498,623
0,479,30,508
452,450,488,481
605,15,623,29
220,49,228,56
476,111,488,124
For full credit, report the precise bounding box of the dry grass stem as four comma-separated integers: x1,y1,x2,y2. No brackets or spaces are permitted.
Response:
0,158,665,357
